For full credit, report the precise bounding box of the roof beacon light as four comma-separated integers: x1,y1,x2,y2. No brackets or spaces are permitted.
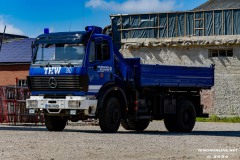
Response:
44,28,49,34
85,26,102,34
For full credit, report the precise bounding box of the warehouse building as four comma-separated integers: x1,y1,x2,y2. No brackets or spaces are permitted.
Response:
111,0,240,116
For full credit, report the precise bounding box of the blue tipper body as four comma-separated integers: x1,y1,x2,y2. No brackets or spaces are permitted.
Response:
139,64,214,88
125,58,214,89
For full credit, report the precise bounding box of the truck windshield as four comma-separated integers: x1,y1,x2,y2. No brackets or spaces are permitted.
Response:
33,43,85,65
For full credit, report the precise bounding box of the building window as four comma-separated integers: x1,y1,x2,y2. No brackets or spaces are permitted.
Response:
209,49,233,58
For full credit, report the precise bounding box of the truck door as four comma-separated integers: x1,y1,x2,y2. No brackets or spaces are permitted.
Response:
87,38,113,93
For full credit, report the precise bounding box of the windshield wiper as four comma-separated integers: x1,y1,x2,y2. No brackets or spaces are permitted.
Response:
62,59,74,67
32,60,48,67
45,62,52,67
35,60,76,67
67,62,74,67
58,61,74,67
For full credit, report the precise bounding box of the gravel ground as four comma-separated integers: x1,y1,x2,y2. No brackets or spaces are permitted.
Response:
0,121,239,160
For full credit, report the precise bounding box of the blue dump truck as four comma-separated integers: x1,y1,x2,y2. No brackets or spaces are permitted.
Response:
26,26,214,133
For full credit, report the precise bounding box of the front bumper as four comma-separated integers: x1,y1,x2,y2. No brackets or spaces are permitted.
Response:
26,96,97,116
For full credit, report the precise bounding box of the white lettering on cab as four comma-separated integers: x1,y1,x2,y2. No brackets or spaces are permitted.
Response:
44,67,62,75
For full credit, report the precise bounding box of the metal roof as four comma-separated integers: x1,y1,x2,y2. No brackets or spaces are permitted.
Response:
0,38,35,63
0,33,28,40
193,0,240,11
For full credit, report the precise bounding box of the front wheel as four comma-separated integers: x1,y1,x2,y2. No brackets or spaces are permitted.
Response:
44,115,67,131
99,97,121,133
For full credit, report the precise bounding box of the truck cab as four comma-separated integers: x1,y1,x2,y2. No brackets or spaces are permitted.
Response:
27,26,126,130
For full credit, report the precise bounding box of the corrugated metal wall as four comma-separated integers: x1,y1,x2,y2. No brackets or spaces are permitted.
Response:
111,9,240,48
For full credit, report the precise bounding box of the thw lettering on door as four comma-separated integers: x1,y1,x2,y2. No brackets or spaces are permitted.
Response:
44,67,62,75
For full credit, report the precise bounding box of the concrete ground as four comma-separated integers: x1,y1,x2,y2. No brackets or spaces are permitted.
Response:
0,121,239,160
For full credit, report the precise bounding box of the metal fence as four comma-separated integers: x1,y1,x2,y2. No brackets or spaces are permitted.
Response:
0,79,44,125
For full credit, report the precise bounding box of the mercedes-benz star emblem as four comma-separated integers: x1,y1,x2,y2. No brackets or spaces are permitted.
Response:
48,77,57,88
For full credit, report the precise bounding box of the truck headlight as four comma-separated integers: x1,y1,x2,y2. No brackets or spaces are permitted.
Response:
68,100,80,108
28,100,38,108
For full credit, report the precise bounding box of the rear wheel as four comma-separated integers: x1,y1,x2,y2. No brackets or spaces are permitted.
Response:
164,100,196,132
177,100,196,132
121,119,150,132
164,115,178,132
99,97,121,133
44,115,67,131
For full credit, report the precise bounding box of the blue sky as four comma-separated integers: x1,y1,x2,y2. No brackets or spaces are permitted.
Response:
0,0,208,38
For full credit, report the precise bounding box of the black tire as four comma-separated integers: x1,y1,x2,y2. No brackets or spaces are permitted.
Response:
128,120,150,132
164,100,196,132
121,119,150,132
177,100,196,132
99,97,121,133
44,115,67,131
121,119,132,130
164,115,178,132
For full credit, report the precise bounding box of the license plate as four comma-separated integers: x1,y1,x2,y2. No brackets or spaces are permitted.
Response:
45,104,59,108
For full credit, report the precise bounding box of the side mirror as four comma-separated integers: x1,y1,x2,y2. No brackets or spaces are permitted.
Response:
101,44,108,51
101,44,110,60
95,37,103,44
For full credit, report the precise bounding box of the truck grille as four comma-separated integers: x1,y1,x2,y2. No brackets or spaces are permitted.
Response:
28,76,88,91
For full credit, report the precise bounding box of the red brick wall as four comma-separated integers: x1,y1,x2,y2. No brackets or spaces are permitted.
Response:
0,64,30,86
201,89,214,114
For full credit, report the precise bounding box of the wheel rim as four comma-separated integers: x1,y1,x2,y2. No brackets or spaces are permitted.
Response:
182,108,193,125
110,105,120,125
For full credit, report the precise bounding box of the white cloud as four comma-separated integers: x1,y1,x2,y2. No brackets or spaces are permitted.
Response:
0,16,24,35
85,0,178,13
